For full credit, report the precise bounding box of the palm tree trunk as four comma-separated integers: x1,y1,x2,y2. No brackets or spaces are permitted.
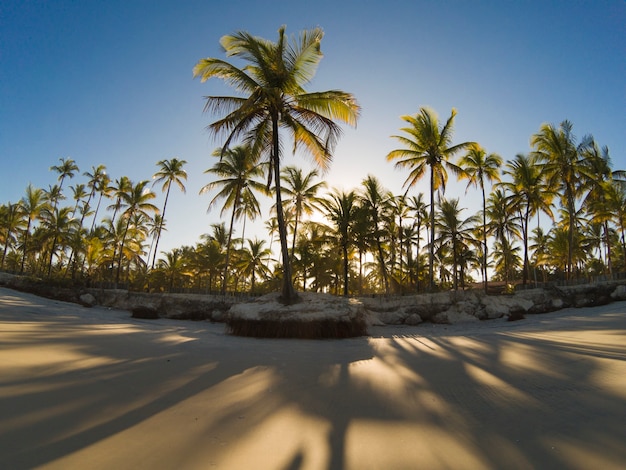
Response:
342,242,349,296
152,186,171,269
429,167,435,291
220,187,240,295
116,218,132,285
272,117,297,303
20,220,32,274
481,183,488,293
567,186,575,279
603,220,612,274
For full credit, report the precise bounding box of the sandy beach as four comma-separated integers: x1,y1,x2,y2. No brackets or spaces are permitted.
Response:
1,286,625,470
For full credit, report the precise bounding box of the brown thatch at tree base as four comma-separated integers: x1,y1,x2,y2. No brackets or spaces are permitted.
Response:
226,317,368,339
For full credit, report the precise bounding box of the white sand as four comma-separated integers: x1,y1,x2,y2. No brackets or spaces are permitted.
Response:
1,286,625,470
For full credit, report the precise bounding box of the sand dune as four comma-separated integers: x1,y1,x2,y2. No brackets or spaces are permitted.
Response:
1,286,625,469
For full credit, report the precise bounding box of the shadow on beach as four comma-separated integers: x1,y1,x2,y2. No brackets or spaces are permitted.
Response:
1,287,625,469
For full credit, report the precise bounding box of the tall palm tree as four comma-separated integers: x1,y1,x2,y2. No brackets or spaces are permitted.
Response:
407,193,428,291
360,175,391,294
69,183,88,217
279,166,326,264
486,188,521,285
501,153,554,286
200,145,265,294
321,188,358,296
236,238,272,293
80,165,110,232
151,158,188,268
50,157,78,211
41,206,78,277
581,142,616,274
388,194,411,281
43,184,64,212
157,248,186,292
107,176,132,224
115,180,158,284
531,120,592,278
19,184,48,274
435,198,478,290
457,144,502,292
193,26,360,303
387,107,474,290
0,202,25,270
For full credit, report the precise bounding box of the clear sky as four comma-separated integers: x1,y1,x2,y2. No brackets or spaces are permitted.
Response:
1,0,624,256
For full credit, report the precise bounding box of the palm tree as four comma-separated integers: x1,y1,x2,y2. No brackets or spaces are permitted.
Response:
279,166,326,264
360,175,391,294
151,158,188,268
80,165,110,232
69,183,88,217
531,120,592,278
407,193,428,291
0,202,25,270
387,107,474,290
115,180,158,284
157,248,186,292
435,198,478,290
236,238,272,293
200,145,265,294
581,142,616,274
530,227,550,283
19,184,48,274
50,157,78,210
193,26,360,303
43,184,64,212
457,144,502,292
321,188,358,296
388,194,411,281
107,176,132,224
501,153,554,286
41,206,78,276
486,188,521,285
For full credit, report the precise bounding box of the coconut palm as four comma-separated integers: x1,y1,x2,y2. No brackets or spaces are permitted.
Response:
435,198,478,290
581,142,616,274
43,184,64,212
107,176,132,224
193,25,360,303
69,183,88,217
457,144,502,292
157,248,186,292
201,145,265,294
486,188,521,285
50,157,78,210
41,206,78,276
531,120,592,278
387,107,474,290
80,165,110,231
115,180,158,283
388,194,411,281
359,175,392,294
501,153,554,286
321,188,358,296
279,166,326,264
0,203,25,270
151,158,188,268
236,238,272,293
19,185,48,274
406,193,428,291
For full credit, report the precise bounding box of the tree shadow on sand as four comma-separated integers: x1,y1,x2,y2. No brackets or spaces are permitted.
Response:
1,288,625,469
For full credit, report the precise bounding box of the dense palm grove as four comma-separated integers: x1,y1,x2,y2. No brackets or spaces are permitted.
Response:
2,28,625,296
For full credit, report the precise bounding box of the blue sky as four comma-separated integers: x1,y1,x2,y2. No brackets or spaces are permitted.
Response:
1,0,624,256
